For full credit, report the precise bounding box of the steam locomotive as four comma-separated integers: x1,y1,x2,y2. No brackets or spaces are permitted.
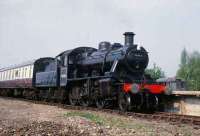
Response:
0,32,166,111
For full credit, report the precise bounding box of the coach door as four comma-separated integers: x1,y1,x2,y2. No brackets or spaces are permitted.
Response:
57,55,68,87
60,67,67,87
60,55,68,87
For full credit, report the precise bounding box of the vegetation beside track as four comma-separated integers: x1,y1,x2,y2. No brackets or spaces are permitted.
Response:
0,97,200,136
63,111,196,133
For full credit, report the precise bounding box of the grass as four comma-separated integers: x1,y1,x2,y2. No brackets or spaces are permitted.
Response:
64,111,105,125
64,111,151,129
63,111,195,136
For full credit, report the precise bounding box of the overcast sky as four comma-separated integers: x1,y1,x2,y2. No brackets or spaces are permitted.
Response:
0,0,200,76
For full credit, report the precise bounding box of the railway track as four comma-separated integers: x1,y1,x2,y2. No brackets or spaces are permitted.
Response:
1,96,200,128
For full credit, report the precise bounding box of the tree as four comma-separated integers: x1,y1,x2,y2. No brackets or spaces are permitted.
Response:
180,48,188,66
145,63,165,80
177,49,200,91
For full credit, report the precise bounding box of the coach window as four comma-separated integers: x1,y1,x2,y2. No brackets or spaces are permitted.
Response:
7,71,9,80
10,70,12,80
12,70,15,80
9,70,11,80
8,70,10,80
4,72,6,80
8,70,11,80
11,70,13,80
18,69,21,79
0,72,2,81
12,70,14,79
28,66,31,78
11,70,13,79
19,68,23,78
15,69,18,79
26,67,28,78
23,68,26,78
1,72,3,81
1,72,3,80
8,71,10,80
25,68,27,78
22,68,24,78
5,71,6,80
30,66,33,77
4,71,6,80
3,72,5,80
15,70,19,78
31,66,33,77
6,71,8,80
2,72,4,80
29,66,32,78
1,72,2,80
5,71,7,80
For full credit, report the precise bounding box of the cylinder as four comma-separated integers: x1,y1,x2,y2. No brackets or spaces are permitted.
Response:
124,32,135,46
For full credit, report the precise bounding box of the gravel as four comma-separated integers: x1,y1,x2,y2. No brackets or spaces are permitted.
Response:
0,97,199,136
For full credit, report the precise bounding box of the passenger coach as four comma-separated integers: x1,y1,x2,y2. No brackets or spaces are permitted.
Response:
0,58,57,98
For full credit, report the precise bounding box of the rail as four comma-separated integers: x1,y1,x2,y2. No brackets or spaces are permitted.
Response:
0,96,200,129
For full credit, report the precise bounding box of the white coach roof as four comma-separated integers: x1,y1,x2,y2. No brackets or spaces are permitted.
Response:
0,60,36,72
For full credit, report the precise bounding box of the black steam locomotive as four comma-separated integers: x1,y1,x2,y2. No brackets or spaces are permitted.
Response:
0,32,166,111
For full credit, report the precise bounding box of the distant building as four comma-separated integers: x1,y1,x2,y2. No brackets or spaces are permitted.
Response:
156,77,187,91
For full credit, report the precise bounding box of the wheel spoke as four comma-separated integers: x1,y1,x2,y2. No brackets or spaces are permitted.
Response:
96,98,106,109
118,92,131,111
69,92,77,106
80,98,90,107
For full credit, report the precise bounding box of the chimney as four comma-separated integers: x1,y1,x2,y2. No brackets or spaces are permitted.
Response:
123,32,135,46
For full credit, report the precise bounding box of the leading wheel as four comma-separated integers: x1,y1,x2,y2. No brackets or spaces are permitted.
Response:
80,98,90,107
95,98,106,109
118,91,132,111
68,89,78,106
